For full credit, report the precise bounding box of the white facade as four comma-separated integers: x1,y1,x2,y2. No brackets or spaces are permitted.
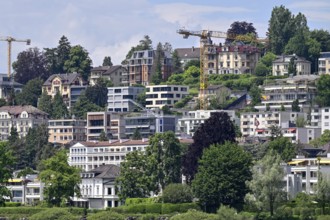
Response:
318,52,330,75
107,86,145,112
321,107,330,133
146,85,189,109
272,55,311,76
177,110,238,137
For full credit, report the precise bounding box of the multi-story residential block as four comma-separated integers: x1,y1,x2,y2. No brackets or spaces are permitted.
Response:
255,75,318,112
175,47,200,68
214,42,261,74
177,110,238,137
73,165,121,209
0,105,48,140
108,112,126,140
42,73,87,109
321,107,330,133
86,112,111,141
282,127,321,144
127,49,172,85
124,113,178,138
318,52,330,75
272,55,311,76
310,106,322,127
146,85,189,109
90,65,129,86
107,86,145,112
0,73,23,100
48,118,86,145
240,111,306,140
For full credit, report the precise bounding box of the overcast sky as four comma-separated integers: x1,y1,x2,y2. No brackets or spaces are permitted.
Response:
0,0,329,74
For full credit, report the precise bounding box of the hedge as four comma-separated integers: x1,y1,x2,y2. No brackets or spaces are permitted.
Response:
125,198,155,206
4,202,21,207
29,208,78,220
145,203,162,214
0,207,47,215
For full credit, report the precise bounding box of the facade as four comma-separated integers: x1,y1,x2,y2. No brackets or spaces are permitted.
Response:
48,119,86,145
42,73,87,109
283,127,321,144
146,85,189,109
107,86,145,112
0,105,48,140
124,113,178,138
127,49,172,85
272,55,311,76
73,165,121,209
321,107,330,133
0,73,23,100
177,110,238,137
90,65,129,86
86,112,111,141
318,52,330,75
256,75,318,112
175,47,200,68
214,43,261,74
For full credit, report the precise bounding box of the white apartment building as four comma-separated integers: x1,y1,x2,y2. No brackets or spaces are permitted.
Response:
48,118,86,145
177,110,238,137
86,112,111,141
107,86,145,112
146,85,189,109
272,55,311,76
318,52,330,75
321,107,330,133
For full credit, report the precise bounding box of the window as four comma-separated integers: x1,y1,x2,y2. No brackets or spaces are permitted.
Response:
325,116,329,119
325,122,329,126
325,109,329,112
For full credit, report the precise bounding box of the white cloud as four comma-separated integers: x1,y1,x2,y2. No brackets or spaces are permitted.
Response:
288,1,330,9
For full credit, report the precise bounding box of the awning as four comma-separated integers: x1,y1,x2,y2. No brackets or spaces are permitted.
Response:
319,159,330,164
288,160,305,165
288,128,296,132
8,179,24,183
256,129,265,132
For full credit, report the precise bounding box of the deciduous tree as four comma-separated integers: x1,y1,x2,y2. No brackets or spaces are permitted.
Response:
51,92,69,119
132,127,142,140
192,142,252,212
226,21,257,44
0,142,15,206
267,137,296,162
38,93,53,116
102,56,113,66
162,183,193,204
72,93,103,119
16,78,43,107
84,78,108,108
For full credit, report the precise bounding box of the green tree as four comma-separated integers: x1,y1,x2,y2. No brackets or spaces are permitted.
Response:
249,84,261,106
136,89,146,107
102,56,113,66
64,45,92,81
316,172,330,215
16,78,43,107
280,104,285,111
172,49,182,74
0,98,6,107
72,93,103,119
13,47,50,84
182,112,236,184
51,92,69,119
56,36,72,73
269,125,282,141
7,127,19,145
39,150,81,206
0,142,15,206
161,183,193,204
38,92,53,116
296,116,306,128
192,142,252,212
85,77,109,108
310,29,330,52
268,137,296,162
184,59,200,71
288,56,297,75
151,42,164,85
246,150,285,216
316,74,330,107
99,130,109,141
226,21,257,44
132,127,142,140
310,130,330,147
254,62,269,77
291,99,300,112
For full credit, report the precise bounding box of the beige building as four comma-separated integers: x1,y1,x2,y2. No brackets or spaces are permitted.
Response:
0,105,48,140
146,85,189,109
86,112,112,141
48,119,86,145
272,55,311,76
42,73,87,109
90,65,129,86
318,52,330,75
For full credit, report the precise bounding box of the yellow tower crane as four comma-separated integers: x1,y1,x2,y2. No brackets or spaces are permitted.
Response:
177,29,267,110
0,36,31,78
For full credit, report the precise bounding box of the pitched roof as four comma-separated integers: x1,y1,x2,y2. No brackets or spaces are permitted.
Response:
176,47,200,59
88,164,120,178
0,105,48,116
43,73,83,86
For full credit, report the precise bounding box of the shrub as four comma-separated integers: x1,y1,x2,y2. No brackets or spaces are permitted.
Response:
125,204,146,213
88,211,125,220
293,207,301,216
4,202,21,207
0,207,46,215
318,215,330,220
300,207,315,220
178,203,200,213
161,184,193,204
170,209,217,220
274,206,293,219
29,208,77,220
325,207,330,215
125,198,155,206
315,208,322,216
145,203,162,214
162,203,180,214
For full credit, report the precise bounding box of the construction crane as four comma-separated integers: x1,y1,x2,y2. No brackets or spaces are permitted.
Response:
0,36,31,78
177,29,267,110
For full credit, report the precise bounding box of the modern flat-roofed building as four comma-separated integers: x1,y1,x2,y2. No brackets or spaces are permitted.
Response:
146,85,189,109
86,112,111,141
107,86,145,112
318,52,330,75
0,73,23,100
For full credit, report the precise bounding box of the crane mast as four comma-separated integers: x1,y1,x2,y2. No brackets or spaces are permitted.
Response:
0,36,31,78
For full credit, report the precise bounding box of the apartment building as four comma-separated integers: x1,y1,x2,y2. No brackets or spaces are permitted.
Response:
42,73,87,109
255,75,318,112
321,107,330,133
272,55,311,76
48,119,86,145
318,52,330,75
90,65,128,86
240,111,306,139
177,110,238,136
0,73,23,100
176,47,200,68
73,165,121,209
86,112,111,141
146,85,189,109
107,86,145,112
215,43,261,74
127,49,172,85
0,105,48,140
124,113,178,138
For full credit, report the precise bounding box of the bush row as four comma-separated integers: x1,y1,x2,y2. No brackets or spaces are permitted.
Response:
125,197,156,206
112,203,200,214
0,207,84,215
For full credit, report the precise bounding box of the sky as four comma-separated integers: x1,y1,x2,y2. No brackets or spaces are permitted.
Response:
0,0,329,74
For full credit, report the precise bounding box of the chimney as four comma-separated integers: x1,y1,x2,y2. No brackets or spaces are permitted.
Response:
192,46,195,52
